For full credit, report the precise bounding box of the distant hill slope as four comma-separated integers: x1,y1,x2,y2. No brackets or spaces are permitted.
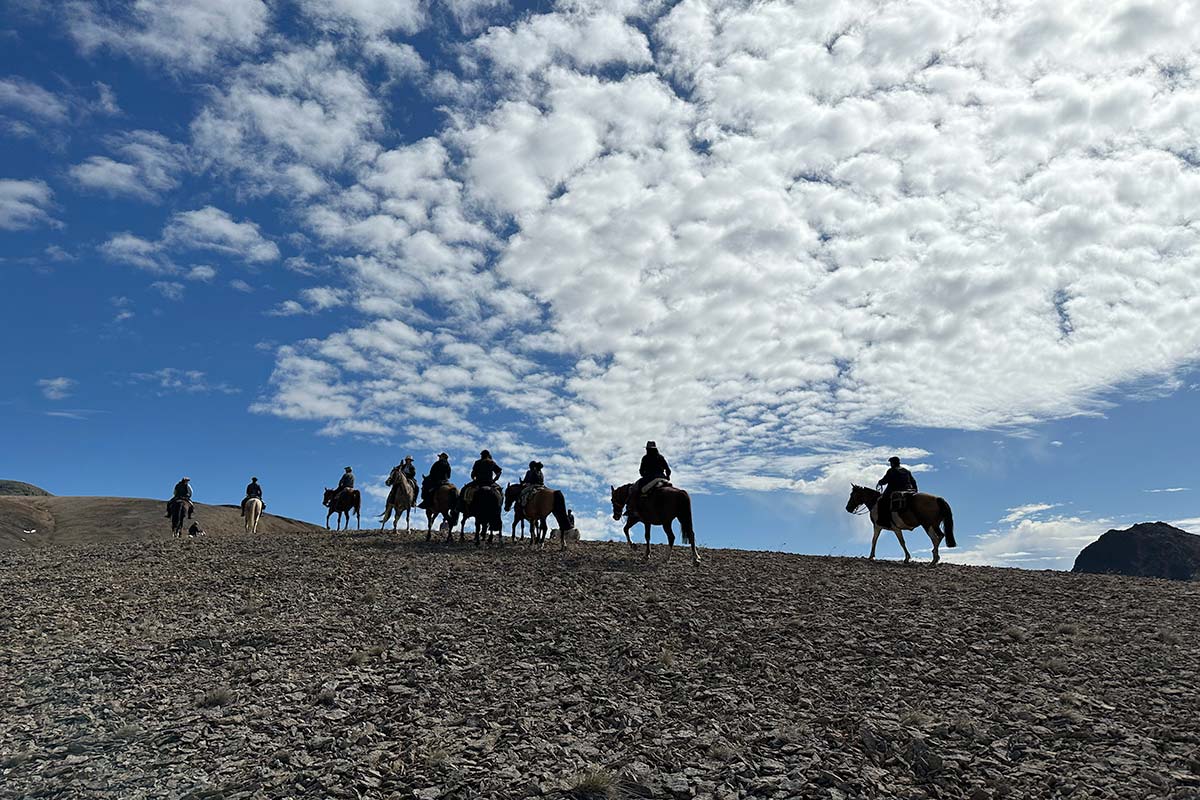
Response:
0,480,52,496
0,496,324,548
1072,521,1200,581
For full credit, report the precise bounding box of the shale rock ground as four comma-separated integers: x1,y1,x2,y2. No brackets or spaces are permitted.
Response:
1,531,1198,799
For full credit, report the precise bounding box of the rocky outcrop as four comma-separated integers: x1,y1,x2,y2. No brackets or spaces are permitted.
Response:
1072,521,1200,581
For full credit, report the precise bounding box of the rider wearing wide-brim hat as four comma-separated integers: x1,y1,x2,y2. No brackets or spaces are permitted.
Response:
523,460,545,486
419,452,453,508
637,441,671,487
470,449,503,487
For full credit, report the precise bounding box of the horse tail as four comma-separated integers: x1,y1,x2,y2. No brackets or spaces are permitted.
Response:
937,497,956,547
679,491,695,545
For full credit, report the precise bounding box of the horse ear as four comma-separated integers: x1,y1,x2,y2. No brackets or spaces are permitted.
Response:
610,484,615,492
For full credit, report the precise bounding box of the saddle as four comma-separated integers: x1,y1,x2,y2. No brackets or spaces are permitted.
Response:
640,477,671,495
890,491,915,513
463,483,501,507
519,483,544,509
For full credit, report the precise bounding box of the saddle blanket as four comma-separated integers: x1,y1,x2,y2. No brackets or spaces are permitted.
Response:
640,477,671,495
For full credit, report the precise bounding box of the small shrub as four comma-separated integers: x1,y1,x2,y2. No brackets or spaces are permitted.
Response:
1004,626,1028,643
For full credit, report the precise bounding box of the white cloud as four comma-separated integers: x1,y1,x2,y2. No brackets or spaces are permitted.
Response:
163,206,280,262
132,368,238,394
66,0,270,72
0,77,70,123
99,232,170,272
70,130,187,201
268,299,307,317
0,179,57,230
945,513,1108,570
187,265,216,281
297,0,425,36
229,279,254,293
191,42,383,195
999,503,1061,524
151,281,185,300
1147,487,1189,493
37,377,76,400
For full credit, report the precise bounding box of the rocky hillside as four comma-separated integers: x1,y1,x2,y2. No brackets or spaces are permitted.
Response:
1,531,1197,799
0,495,323,548
1073,521,1200,581
0,480,52,496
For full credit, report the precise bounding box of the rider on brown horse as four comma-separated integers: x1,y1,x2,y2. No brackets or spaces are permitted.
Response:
463,450,503,505
877,456,918,522
631,441,671,513
332,466,355,505
419,453,452,509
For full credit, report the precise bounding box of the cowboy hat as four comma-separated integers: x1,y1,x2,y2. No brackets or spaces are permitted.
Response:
646,441,657,449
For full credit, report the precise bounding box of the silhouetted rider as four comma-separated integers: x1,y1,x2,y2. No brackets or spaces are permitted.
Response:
419,453,452,508
877,456,918,522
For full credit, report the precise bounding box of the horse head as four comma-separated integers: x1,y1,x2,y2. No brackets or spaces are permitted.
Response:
846,484,875,513
504,482,519,511
610,484,628,520
322,487,335,507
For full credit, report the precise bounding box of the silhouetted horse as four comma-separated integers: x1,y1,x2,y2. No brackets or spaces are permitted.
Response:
505,483,573,550
468,484,504,547
611,483,699,565
423,483,459,542
379,464,417,533
323,488,361,531
845,484,956,564
168,499,190,538
502,483,529,540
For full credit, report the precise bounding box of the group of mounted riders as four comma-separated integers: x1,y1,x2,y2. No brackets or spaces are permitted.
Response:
368,449,578,548
163,444,955,564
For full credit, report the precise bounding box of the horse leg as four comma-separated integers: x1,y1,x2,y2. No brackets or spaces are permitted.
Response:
664,520,676,562
894,529,911,563
624,519,635,549
643,522,652,562
926,525,941,565
869,524,883,560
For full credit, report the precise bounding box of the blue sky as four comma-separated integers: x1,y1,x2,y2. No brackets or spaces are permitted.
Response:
3,0,1199,568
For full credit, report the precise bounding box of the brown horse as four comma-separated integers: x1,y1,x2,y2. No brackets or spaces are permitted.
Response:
323,488,361,531
379,465,417,533
610,483,699,565
423,483,459,541
504,483,573,550
502,483,529,540
844,484,956,564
